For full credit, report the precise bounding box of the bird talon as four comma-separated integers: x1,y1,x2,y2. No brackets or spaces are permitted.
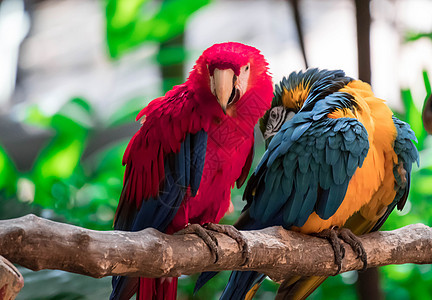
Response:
175,224,220,263
313,228,345,274
340,243,346,259
338,228,368,271
313,227,368,273
203,223,250,265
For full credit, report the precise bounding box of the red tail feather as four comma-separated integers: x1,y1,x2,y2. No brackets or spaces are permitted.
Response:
138,278,178,300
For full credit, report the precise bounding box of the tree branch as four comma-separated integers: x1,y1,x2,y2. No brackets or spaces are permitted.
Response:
0,215,431,283
0,255,24,300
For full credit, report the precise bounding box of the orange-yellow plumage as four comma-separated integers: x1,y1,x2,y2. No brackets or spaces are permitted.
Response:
221,69,418,299
282,83,310,110
297,80,398,234
216,69,418,300
273,75,416,300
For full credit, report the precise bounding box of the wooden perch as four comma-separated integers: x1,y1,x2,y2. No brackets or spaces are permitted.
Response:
0,255,24,300
0,215,431,283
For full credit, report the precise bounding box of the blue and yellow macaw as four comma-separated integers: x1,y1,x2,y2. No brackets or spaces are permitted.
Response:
196,68,419,299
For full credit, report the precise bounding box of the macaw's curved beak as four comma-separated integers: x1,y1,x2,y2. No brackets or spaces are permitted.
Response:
212,68,238,114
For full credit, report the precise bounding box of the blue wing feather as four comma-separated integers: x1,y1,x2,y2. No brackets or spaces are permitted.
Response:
296,183,318,225
115,130,207,233
370,116,419,232
111,130,207,300
249,117,369,229
190,130,207,196
198,69,363,299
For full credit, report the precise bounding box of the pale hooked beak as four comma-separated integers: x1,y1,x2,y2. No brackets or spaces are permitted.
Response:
212,68,238,114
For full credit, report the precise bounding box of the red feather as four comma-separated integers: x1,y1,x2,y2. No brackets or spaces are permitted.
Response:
112,42,273,300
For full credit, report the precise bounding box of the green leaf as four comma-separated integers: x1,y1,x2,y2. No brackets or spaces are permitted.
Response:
405,31,432,43
423,70,431,96
38,140,84,179
24,105,52,128
400,89,428,151
107,96,149,127
106,0,210,58
0,145,18,195
156,45,186,66
52,97,94,131
31,98,93,207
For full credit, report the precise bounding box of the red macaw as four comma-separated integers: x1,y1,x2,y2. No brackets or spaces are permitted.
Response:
109,42,273,300
196,69,419,299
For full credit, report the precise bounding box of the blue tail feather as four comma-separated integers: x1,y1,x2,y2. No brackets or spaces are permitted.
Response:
194,272,219,294
220,271,266,300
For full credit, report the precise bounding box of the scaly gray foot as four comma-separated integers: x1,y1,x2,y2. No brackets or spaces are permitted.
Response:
314,228,345,274
203,223,250,266
314,227,368,274
175,224,220,263
338,228,367,271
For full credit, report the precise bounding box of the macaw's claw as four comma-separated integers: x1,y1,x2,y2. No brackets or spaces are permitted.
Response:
175,224,220,263
313,227,367,274
338,228,368,271
313,228,345,274
203,223,250,266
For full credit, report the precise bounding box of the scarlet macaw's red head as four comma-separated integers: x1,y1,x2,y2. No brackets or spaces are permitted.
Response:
189,42,270,115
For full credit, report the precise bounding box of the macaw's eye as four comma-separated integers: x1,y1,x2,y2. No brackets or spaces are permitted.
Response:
245,65,249,71
270,111,277,119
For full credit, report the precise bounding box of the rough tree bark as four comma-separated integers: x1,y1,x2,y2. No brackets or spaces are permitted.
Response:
0,255,24,300
0,214,431,284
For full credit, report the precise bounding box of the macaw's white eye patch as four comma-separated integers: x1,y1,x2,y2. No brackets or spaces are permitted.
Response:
263,106,295,140
236,63,251,99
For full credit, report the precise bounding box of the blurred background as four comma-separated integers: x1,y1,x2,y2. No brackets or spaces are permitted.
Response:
0,0,431,299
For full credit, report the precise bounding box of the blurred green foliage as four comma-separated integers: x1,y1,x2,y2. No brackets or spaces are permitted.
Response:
106,0,210,58
405,31,432,43
0,146,17,196
1,1,432,299
106,0,210,94
6,97,139,230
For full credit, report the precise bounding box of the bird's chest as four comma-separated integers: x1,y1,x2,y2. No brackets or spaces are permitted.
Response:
183,118,253,225
205,117,252,169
